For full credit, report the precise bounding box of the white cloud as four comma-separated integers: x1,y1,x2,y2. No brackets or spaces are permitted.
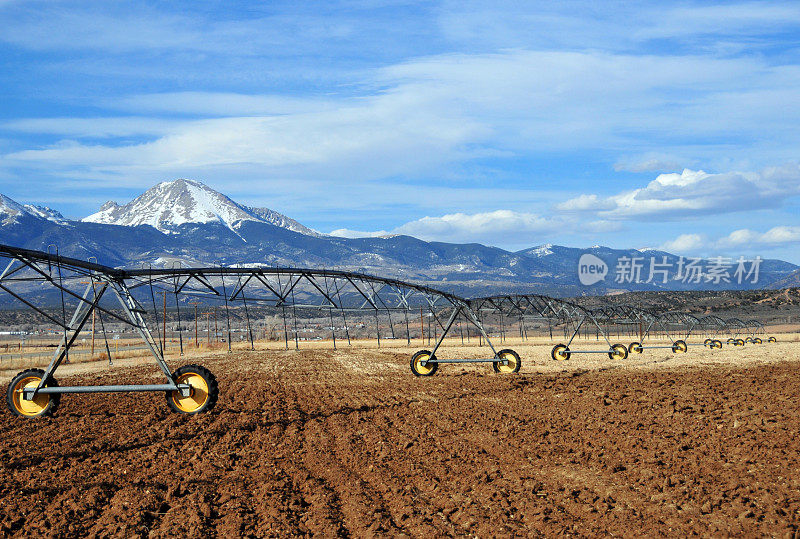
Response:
558,166,800,220
659,233,707,253
0,7,355,56
393,210,562,243
660,226,800,255
7,2,800,58
331,209,565,246
4,48,800,186
441,1,800,53
113,92,338,116
329,228,390,239
6,66,513,182
613,154,688,173
3,108,485,183
719,226,800,247
762,226,800,243
641,3,800,41
555,194,613,212
2,117,182,138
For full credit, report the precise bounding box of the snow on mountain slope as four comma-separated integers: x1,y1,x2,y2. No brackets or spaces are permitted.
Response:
0,195,68,226
82,178,321,238
527,244,554,257
24,204,67,223
244,206,323,237
0,194,29,222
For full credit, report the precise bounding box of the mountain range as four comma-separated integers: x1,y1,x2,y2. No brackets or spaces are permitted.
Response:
0,178,796,297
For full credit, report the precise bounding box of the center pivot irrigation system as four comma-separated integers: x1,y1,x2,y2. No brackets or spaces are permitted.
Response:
0,244,777,419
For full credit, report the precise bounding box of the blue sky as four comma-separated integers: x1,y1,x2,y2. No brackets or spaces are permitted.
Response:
1,1,799,261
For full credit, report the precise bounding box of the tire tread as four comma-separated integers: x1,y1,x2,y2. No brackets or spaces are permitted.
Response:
6,368,60,419
166,364,218,414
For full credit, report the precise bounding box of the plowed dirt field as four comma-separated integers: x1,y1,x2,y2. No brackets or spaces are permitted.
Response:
2,339,800,536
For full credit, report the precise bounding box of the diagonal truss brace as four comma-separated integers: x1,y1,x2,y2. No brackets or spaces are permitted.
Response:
423,302,501,365
27,279,183,400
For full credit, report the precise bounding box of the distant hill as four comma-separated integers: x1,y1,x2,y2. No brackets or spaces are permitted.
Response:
768,269,800,289
0,179,796,297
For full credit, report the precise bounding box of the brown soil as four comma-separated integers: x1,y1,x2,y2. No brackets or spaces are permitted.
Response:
2,342,800,536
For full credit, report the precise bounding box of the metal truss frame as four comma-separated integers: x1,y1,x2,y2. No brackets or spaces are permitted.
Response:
0,247,194,400
0,243,773,392
697,315,728,340
745,319,765,337
645,312,702,349
468,297,651,356
0,244,514,395
725,317,748,338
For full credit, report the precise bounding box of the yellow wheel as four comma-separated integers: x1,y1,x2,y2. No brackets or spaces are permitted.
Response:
6,369,59,419
768,336,777,343
745,337,753,344
608,343,628,360
735,339,745,347
671,340,688,354
410,350,438,376
629,341,643,354
713,340,722,349
551,344,570,361
166,365,218,414
493,349,521,374
704,338,713,348
727,338,735,345
753,337,762,344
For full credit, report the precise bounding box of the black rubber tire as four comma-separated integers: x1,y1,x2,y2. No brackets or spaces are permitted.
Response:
410,350,438,377
7,368,60,419
551,344,570,361
671,340,688,354
713,340,723,349
608,344,628,360
768,337,777,343
629,341,643,354
727,338,735,345
493,349,521,374
753,337,762,344
166,364,218,414
704,338,712,348
735,339,745,347
745,337,753,344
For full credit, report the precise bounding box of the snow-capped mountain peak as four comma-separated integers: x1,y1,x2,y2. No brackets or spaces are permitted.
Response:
82,178,322,238
83,179,251,233
23,204,67,223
